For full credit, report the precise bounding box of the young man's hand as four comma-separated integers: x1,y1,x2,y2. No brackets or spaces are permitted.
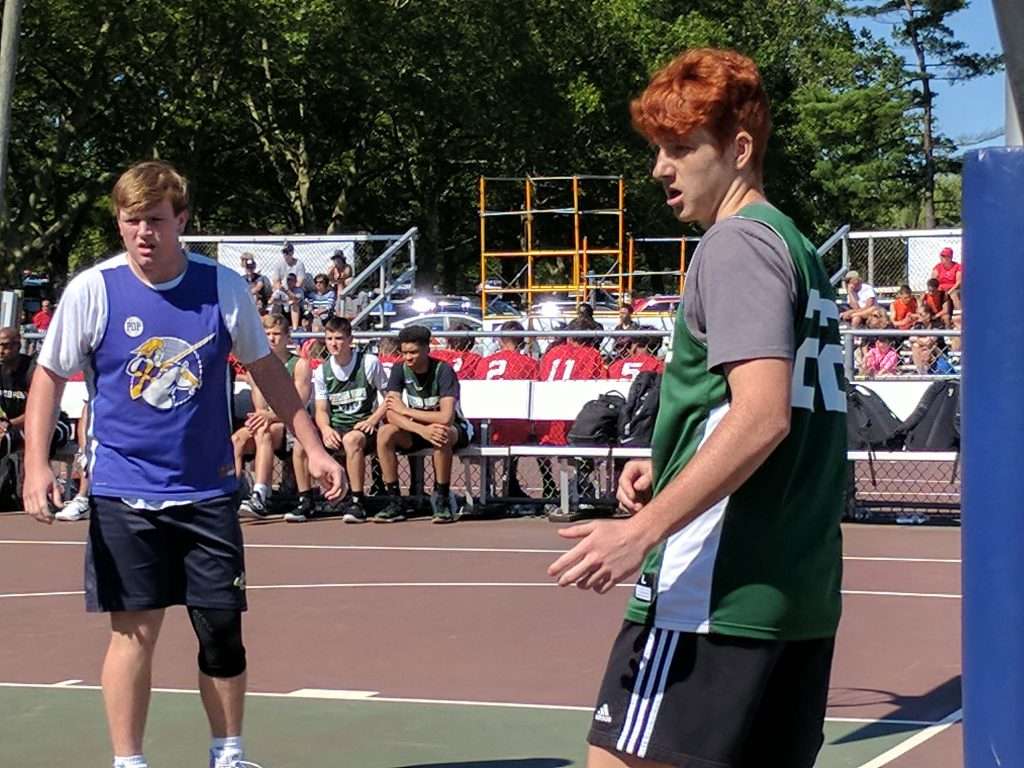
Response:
245,410,273,435
385,393,409,417
307,450,344,500
22,464,62,525
548,519,651,593
321,427,343,450
423,423,450,448
617,459,654,514
353,419,376,435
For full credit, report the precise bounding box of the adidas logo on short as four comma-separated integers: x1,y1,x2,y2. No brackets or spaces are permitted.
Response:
594,703,613,724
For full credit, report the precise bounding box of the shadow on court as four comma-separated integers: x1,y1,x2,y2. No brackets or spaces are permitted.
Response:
830,676,961,746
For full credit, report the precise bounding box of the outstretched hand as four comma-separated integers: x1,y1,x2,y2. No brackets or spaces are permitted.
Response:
308,451,345,501
547,519,649,594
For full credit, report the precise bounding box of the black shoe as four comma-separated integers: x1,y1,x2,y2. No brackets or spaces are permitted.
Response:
373,500,406,523
431,492,457,524
342,498,368,524
285,495,315,523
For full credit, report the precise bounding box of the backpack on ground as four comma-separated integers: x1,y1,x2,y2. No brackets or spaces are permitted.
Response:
568,391,626,446
617,372,662,448
846,384,904,451
898,381,960,451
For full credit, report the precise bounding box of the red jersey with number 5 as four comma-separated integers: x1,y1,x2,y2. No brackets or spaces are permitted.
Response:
608,353,664,382
536,342,606,445
477,349,539,445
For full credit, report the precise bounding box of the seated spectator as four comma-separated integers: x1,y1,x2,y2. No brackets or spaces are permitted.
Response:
860,336,901,377
305,273,336,324
577,302,595,321
0,326,73,472
230,315,300,517
839,271,878,328
242,254,272,312
375,325,473,524
615,303,638,331
889,285,919,330
608,334,664,381
298,316,388,524
270,240,309,291
32,300,53,332
931,246,962,311
270,272,305,328
431,322,482,379
920,278,951,327
328,251,353,294
910,305,952,374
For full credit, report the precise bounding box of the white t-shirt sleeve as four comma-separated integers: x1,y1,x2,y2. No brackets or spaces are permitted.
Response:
37,268,108,378
217,266,270,365
364,354,388,392
860,283,878,302
312,364,328,401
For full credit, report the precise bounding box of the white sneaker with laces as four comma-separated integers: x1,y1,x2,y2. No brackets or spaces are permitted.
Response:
54,495,90,521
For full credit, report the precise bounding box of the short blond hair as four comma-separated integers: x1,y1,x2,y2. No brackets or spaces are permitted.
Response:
261,314,290,333
111,160,189,216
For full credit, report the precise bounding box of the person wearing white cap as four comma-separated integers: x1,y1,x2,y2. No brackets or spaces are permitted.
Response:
839,270,878,328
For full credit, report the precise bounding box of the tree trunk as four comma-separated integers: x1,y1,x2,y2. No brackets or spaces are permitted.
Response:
906,0,936,228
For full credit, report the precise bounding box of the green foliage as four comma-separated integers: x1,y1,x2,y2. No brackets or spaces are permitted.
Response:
2,0,940,288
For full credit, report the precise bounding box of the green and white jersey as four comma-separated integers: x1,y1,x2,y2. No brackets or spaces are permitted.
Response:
625,202,847,640
386,358,473,439
313,350,387,431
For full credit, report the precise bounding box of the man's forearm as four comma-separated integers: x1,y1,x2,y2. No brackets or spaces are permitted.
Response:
248,354,326,457
24,367,65,471
386,410,424,435
628,403,790,550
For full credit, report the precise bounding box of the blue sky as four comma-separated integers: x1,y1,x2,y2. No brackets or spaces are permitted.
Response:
854,1,1005,151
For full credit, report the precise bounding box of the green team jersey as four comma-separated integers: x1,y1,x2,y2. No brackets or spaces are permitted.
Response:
284,354,299,378
323,350,378,431
625,202,847,640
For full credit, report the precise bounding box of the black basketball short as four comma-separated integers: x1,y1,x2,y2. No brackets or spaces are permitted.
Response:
85,493,247,613
588,622,834,768
400,423,471,453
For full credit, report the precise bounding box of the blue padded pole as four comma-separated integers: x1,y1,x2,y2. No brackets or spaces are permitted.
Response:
962,147,1024,767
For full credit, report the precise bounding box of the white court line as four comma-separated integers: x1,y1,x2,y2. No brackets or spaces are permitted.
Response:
0,583,962,600
0,681,947,726
0,539,962,563
855,708,962,768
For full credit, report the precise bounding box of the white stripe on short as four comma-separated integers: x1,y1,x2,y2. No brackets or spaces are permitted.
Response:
616,627,680,756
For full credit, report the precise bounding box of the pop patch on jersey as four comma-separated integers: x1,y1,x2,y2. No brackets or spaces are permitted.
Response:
125,332,214,410
634,573,654,603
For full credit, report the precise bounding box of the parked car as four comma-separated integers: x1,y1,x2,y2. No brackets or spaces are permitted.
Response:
633,294,681,315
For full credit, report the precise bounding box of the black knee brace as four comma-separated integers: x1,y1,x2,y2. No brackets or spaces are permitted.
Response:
187,607,246,678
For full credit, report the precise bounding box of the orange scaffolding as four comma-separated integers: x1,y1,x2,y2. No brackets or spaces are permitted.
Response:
479,175,624,315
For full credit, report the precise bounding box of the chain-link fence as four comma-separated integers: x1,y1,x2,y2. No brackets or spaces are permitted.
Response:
845,229,962,292
241,326,962,523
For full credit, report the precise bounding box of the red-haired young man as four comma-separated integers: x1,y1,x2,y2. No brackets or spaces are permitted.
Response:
549,49,846,768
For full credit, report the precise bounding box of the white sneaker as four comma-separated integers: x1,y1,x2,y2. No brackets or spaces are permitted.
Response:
54,495,90,521
238,492,268,518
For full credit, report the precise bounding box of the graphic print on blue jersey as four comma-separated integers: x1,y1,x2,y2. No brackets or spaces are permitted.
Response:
125,332,215,409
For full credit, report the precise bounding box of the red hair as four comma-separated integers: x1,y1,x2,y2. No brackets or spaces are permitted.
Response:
631,48,771,175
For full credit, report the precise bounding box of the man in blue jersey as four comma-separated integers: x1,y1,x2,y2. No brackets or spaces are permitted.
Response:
22,161,344,768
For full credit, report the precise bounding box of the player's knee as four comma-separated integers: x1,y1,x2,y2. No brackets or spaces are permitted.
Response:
342,431,365,451
188,607,246,678
378,424,398,445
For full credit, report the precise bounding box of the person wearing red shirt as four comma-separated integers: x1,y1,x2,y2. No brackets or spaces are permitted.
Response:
32,300,53,331
536,317,606,520
931,246,962,311
430,322,483,380
377,337,402,381
608,337,664,381
477,321,538,502
889,285,919,330
920,278,951,327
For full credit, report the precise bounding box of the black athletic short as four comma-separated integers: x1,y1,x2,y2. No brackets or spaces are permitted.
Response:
85,494,247,613
588,622,834,768
400,423,471,454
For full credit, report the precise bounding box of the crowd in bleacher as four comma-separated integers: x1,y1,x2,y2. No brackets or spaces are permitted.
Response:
841,246,962,377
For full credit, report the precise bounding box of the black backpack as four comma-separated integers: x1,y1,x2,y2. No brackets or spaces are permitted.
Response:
568,391,626,446
846,384,904,451
899,381,960,451
618,372,662,448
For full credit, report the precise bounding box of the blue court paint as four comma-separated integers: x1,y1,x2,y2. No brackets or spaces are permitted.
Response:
962,147,1024,768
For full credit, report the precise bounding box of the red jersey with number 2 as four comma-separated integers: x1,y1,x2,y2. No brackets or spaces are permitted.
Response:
477,349,539,445
537,342,606,446
431,349,482,380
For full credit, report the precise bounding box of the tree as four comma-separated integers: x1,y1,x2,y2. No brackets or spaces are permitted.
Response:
846,0,1002,226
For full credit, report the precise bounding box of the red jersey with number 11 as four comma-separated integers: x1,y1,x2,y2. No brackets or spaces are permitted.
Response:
536,342,606,445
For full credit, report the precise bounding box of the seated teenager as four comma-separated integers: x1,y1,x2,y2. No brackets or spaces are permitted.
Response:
376,325,473,524
302,316,388,524
430,322,483,379
231,315,299,517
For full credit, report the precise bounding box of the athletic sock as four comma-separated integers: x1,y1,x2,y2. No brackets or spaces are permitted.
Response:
385,482,400,495
351,491,364,504
113,756,148,768
435,483,451,497
253,483,270,501
211,736,244,753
